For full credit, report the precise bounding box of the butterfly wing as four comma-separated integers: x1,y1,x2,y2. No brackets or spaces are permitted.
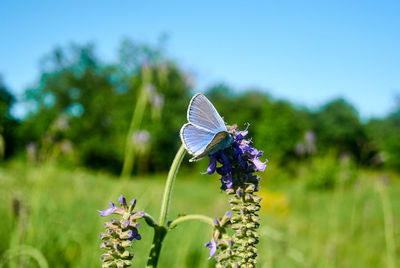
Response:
189,131,232,161
187,93,227,133
181,123,232,162
180,123,216,157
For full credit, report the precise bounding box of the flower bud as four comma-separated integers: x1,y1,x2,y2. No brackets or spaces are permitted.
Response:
245,184,256,192
246,205,260,212
100,253,113,262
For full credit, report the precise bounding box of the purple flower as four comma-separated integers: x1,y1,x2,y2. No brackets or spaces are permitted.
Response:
129,229,141,241
150,93,164,110
226,211,231,218
205,240,217,259
121,220,130,228
236,129,248,141
99,195,144,265
118,195,127,206
205,125,266,189
253,158,266,171
220,174,233,190
203,124,264,266
207,155,217,174
214,218,220,225
98,202,116,217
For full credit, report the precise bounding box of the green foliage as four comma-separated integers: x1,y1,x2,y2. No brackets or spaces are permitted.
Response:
366,101,400,170
302,154,358,190
1,38,399,172
0,78,18,158
255,100,309,163
312,99,368,163
303,154,339,190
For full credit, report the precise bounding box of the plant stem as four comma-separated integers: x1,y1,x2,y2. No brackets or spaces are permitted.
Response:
158,144,186,227
145,226,167,268
120,66,152,178
169,214,214,229
143,213,158,228
145,144,186,268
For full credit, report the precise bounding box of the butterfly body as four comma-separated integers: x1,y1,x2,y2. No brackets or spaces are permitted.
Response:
180,94,233,162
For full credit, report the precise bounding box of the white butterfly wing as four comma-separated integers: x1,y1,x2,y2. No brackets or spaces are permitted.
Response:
187,93,227,133
180,123,215,156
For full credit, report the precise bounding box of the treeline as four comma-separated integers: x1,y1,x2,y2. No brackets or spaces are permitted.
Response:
0,39,399,174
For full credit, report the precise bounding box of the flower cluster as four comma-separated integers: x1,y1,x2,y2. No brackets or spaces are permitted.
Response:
98,195,144,268
206,125,266,267
207,126,266,190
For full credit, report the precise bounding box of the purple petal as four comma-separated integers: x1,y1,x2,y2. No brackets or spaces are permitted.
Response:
207,155,217,174
118,195,127,206
135,233,142,240
226,211,232,218
220,173,233,189
238,129,248,138
213,217,219,225
128,229,141,241
98,202,116,217
220,152,230,167
121,221,130,228
205,240,217,259
252,158,266,171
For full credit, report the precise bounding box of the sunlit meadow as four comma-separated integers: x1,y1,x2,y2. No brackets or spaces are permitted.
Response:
1,156,399,267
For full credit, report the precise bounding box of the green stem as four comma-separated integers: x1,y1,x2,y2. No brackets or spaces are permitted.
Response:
145,226,167,268
169,214,214,229
120,67,152,178
145,144,186,268
158,144,186,226
143,213,158,228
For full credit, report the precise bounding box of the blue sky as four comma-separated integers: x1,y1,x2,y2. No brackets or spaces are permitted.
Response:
1,0,399,118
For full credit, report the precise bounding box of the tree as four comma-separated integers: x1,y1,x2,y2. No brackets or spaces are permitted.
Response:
0,77,18,158
312,99,368,163
366,97,400,169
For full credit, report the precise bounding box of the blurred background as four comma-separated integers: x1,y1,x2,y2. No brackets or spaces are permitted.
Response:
0,1,399,267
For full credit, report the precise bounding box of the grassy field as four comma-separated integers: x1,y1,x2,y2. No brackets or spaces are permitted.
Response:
0,160,399,267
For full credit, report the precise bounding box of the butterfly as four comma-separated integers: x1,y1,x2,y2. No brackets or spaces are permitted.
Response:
180,93,234,162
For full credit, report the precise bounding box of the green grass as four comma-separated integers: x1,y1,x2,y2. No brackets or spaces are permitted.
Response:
0,160,399,267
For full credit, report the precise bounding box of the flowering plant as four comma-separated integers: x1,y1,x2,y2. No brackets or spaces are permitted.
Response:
204,126,265,267
98,97,266,268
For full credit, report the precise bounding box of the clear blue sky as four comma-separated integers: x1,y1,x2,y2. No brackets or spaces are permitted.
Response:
1,0,399,119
